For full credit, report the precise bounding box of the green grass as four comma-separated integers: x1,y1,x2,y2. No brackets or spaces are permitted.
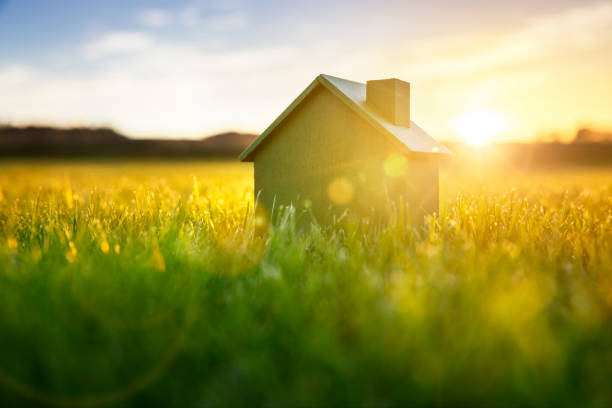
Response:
0,160,611,407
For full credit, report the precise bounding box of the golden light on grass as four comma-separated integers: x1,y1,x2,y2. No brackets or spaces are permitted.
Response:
327,177,354,205
7,237,18,250
254,214,267,228
0,160,610,406
64,187,73,209
66,241,77,262
31,246,42,261
453,109,510,146
191,176,200,202
152,247,166,271
384,154,409,178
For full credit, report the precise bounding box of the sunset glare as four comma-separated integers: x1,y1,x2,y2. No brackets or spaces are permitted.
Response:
453,110,511,146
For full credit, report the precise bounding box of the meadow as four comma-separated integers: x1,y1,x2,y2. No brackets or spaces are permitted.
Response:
0,159,610,407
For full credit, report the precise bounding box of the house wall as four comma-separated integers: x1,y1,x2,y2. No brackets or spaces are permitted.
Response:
252,84,438,223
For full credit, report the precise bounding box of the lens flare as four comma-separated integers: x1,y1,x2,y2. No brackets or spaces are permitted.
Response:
327,177,354,205
384,154,409,178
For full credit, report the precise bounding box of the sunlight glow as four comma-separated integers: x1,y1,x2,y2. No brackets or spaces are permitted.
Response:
453,110,510,145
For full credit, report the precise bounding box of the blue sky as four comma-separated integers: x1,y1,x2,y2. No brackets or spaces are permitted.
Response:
0,0,611,141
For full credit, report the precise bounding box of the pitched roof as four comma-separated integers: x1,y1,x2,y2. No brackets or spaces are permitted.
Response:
239,74,451,161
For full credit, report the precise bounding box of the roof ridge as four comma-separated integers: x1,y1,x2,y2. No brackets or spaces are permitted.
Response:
239,74,450,161
319,73,363,86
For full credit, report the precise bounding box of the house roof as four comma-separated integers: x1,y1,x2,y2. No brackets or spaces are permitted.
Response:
239,74,451,161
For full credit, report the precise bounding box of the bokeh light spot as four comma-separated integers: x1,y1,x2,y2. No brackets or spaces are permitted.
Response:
327,177,354,205
384,154,408,178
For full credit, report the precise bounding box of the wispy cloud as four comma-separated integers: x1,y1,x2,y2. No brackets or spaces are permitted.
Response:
178,7,248,31
394,1,612,79
0,42,302,136
138,8,171,28
82,31,154,60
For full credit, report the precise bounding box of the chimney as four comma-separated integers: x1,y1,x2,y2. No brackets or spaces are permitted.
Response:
366,78,410,127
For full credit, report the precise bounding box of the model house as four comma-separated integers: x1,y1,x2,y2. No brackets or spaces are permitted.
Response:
239,74,450,222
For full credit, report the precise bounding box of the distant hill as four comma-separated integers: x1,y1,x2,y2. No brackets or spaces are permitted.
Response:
0,126,257,158
199,132,259,151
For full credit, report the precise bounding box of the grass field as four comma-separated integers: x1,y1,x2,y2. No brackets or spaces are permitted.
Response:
0,160,611,407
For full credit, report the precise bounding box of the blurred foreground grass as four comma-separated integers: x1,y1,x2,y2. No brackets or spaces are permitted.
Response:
0,160,611,407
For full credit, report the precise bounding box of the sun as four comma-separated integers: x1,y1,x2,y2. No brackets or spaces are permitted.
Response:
453,109,510,146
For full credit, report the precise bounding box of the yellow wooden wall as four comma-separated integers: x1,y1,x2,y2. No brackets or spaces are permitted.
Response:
252,84,438,223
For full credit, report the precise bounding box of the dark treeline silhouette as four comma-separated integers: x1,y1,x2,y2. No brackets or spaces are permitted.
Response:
0,125,256,158
573,128,612,143
443,141,612,167
0,125,610,165
441,127,612,167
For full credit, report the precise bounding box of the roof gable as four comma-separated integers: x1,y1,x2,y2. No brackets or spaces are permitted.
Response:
239,74,451,161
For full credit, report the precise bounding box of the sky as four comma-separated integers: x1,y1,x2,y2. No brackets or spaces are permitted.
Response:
0,0,611,142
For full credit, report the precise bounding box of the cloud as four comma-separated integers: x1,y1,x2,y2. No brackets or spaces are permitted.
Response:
0,65,36,88
178,7,248,31
139,8,171,28
0,42,305,136
393,1,612,79
82,31,154,60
